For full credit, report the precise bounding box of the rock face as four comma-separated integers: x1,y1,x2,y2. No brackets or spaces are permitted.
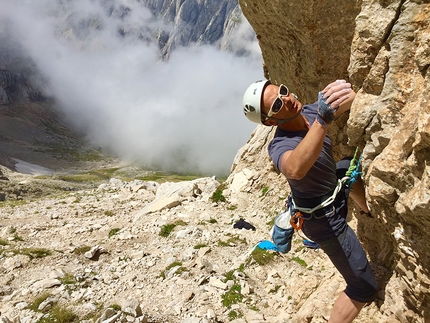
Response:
236,0,430,322
142,0,240,57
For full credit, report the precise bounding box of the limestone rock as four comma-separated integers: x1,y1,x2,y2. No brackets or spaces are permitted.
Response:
234,0,430,322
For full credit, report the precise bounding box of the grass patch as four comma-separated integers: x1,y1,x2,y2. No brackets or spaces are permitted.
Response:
104,210,114,217
28,292,51,311
159,220,188,237
249,247,276,266
218,235,247,247
166,261,183,271
292,256,308,267
3,248,51,259
194,243,208,249
261,186,269,196
269,285,282,294
0,200,28,208
56,173,104,184
228,310,242,320
211,184,226,203
0,238,9,246
162,261,188,277
54,167,124,184
12,234,24,242
59,273,77,285
36,304,78,323
222,283,243,308
108,228,121,238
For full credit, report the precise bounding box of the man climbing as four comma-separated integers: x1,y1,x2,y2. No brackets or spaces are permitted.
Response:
242,79,377,323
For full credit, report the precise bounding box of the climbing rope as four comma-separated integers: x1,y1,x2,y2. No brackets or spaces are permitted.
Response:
345,147,363,187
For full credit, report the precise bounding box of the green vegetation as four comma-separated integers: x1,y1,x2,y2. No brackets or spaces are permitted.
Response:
228,310,242,320
194,243,208,249
261,186,269,197
222,283,243,308
52,167,126,184
59,273,77,285
104,210,114,217
28,290,78,322
108,228,121,238
159,220,188,237
160,261,188,278
211,184,226,203
269,285,281,294
1,248,51,259
73,246,91,255
0,200,28,208
166,261,183,271
28,293,51,311
221,266,248,314
249,247,276,266
198,218,218,225
12,234,24,242
218,235,247,247
292,256,308,267
35,305,78,323
0,238,9,246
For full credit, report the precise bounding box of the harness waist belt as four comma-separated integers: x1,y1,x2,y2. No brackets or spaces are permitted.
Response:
291,179,344,214
293,187,336,209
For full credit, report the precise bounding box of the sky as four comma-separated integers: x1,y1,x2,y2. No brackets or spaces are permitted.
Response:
0,0,263,177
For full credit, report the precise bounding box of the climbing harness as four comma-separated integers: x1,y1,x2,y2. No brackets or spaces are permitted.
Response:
272,149,365,251
288,149,364,231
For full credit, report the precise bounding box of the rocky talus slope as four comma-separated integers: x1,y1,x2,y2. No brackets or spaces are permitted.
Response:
1,163,385,323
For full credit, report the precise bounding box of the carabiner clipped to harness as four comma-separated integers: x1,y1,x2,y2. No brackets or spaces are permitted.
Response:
290,211,304,230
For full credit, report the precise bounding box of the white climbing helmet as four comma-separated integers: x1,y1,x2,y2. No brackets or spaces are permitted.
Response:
242,79,270,124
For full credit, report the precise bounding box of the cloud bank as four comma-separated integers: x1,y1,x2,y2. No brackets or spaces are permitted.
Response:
1,0,263,176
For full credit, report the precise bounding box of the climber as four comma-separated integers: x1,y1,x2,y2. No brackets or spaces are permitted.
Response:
242,79,377,323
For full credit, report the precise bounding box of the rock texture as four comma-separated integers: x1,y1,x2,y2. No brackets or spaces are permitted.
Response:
142,0,240,57
237,0,430,322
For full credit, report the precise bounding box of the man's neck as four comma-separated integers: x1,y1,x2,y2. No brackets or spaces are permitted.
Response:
278,114,310,131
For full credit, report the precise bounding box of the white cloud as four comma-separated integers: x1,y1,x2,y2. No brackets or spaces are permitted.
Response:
1,0,262,176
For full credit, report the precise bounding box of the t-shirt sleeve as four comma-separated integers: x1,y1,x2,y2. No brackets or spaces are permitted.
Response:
268,132,302,172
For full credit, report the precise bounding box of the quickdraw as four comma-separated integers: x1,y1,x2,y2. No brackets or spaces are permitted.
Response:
290,211,304,230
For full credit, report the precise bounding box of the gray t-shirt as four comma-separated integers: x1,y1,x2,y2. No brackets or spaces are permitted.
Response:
268,102,337,199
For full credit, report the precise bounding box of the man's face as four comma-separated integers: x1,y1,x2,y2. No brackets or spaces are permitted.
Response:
261,84,302,125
